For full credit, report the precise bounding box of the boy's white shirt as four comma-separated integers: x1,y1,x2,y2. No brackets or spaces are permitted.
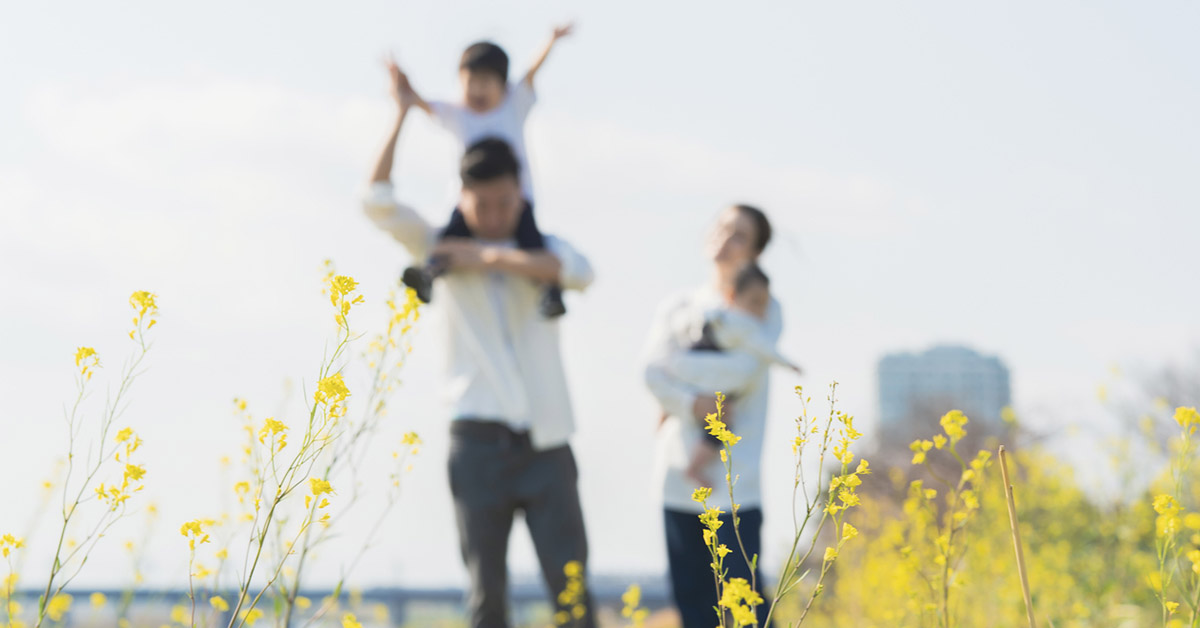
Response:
642,285,783,513
662,308,795,392
363,182,593,449
429,81,537,201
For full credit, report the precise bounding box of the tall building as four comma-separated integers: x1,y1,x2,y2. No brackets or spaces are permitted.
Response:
878,345,1011,426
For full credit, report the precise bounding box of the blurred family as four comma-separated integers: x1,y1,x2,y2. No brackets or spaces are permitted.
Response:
362,24,792,628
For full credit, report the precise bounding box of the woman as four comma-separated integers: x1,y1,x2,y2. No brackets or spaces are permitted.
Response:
642,204,779,627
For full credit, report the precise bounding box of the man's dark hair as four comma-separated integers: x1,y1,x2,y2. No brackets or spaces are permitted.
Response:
733,204,772,253
460,138,521,188
734,263,770,295
460,42,509,83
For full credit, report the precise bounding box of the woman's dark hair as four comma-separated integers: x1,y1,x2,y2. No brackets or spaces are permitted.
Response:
734,263,770,295
460,138,520,188
733,204,772,254
460,42,509,83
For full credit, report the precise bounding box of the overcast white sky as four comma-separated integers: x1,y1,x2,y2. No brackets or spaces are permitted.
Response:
2,0,1199,591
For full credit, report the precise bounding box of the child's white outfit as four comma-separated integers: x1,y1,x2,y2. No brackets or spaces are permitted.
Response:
663,308,796,394
429,81,538,200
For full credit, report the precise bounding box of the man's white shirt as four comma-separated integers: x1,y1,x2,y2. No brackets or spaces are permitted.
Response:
363,182,593,449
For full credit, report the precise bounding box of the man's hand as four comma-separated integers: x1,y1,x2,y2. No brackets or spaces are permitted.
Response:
431,238,497,273
384,54,417,112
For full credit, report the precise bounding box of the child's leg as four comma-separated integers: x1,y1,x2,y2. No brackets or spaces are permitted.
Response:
685,441,722,488
440,207,474,239
514,201,567,318
403,207,471,304
513,201,546,250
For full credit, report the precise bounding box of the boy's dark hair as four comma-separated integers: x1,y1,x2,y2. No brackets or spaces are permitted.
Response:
734,263,770,295
733,204,772,253
460,42,509,83
460,138,521,188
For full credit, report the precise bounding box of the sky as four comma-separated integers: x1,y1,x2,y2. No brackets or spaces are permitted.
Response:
2,0,1199,591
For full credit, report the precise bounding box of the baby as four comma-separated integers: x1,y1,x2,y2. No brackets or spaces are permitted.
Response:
394,24,573,317
664,263,801,486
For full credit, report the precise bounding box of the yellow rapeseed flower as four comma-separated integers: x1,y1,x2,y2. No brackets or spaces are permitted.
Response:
1176,407,1199,429
47,593,73,621
940,410,969,444
315,373,351,406
241,607,264,625
180,520,210,550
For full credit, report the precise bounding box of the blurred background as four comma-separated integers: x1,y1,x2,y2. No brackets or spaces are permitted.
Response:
2,0,1199,621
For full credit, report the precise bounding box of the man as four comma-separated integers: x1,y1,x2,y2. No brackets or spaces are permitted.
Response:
363,63,596,628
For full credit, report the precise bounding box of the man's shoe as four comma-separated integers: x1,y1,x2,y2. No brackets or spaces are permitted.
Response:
401,266,435,304
540,286,567,318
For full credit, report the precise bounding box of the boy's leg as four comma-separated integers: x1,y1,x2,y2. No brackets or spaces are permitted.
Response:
449,424,518,628
403,207,472,304
519,444,595,628
441,207,475,239
510,202,566,318
512,201,546,250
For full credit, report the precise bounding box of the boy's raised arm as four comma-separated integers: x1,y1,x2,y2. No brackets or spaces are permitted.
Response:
523,23,574,87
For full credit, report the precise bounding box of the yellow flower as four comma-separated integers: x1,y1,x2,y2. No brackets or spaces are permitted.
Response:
342,613,363,628
939,410,969,444
692,487,713,503
1154,494,1182,516
129,291,158,317
1149,571,1164,592
315,373,351,406
1176,407,1199,429
47,593,73,621
824,546,838,562
258,418,288,446
1188,550,1200,574
295,596,312,610
241,608,264,625
90,592,107,608
621,584,642,618
842,522,858,541
124,464,146,482
75,347,100,377
309,478,335,496
328,275,360,306
0,533,24,558
180,520,210,550
563,560,583,578
74,346,97,367
210,596,229,612
115,427,134,443
910,439,933,465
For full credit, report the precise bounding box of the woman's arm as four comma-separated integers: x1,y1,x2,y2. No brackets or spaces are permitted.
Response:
642,296,728,424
